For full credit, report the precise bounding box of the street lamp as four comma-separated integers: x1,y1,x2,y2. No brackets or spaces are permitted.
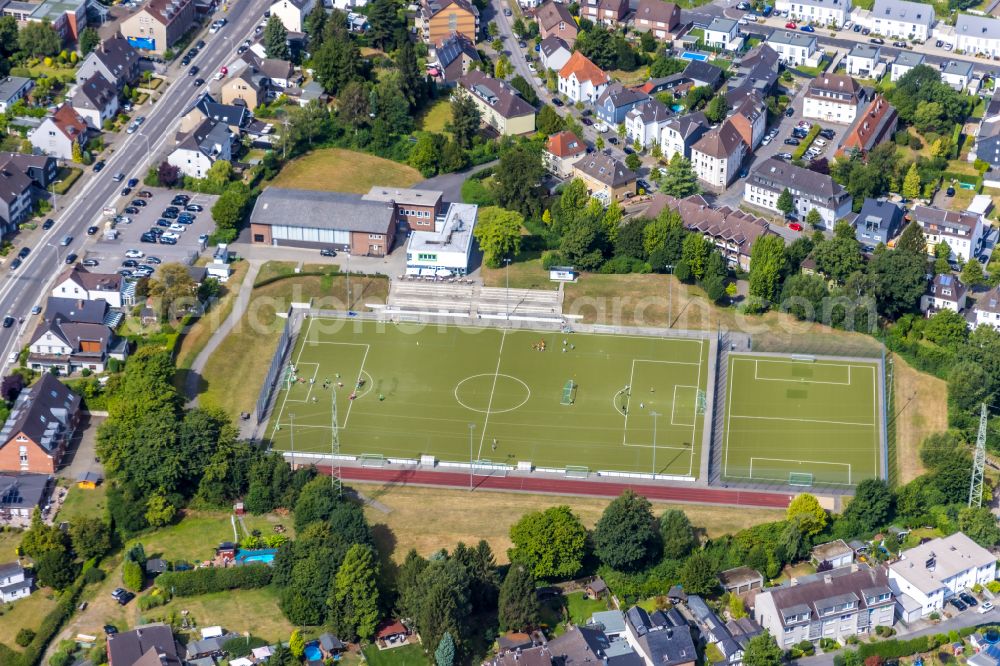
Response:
49,179,62,214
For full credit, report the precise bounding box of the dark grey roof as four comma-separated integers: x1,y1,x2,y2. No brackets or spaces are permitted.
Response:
574,153,637,187
436,32,479,70
0,561,25,579
29,319,117,357
319,633,346,651
693,118,745,159
872,0,932,27
45,296,109,325
856,198,902,234
893,51,925,68
540,35,570,58
634,0,679,26
549,625,639,666
0,160,32,206
763,567,894,628
192,93,251,127
146,558,169,574
848,43,880,59
626,606,697,666
943,60,973,77
707,17,737,33
251,187,397,234
769,30,817,48
536,0,575,31
0,374,80,454
0,76,31,102
186,266,208,284
175,117,232,159
74,74,117,111
729,44,779,93
683,60,723,88
596,82,648,110
667,111,710,140
458,70,536,119
0,473,49,512
627,97,671,125
749,157,848,202
90,36,139,82
956,13,1000,39
108,624,184,666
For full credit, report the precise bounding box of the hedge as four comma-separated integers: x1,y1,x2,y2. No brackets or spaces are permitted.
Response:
156,564,272,596
792,124,822,160
855,635,932,659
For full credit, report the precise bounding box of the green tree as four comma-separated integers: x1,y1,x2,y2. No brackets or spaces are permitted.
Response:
263,16,289,59
748,235,786,311
71,140,84,164
959,506,1000,547
144,493,177,527
812,222,863,283
925,309,970,348
498,564,541,632
920,431,964,470
704,95,730,124
211,182,252,237
409,134,441,177
78,27,100,55
786,494,827,536
537,105,566,135
661,154,700,198
780,273,829,320
776,188,794,216
147,263,197,320
450,93,482,150
435,632,456,666
902,162,921,200
842,478,893,534
508,505,587,579
35,549,77,590
593,490,660,572
21,508,68,558
805,208,823,229
679,551,718,596
332,544,380,640
69,517,110,560
313,35,363,95
625,151,641,171
289,630,306,658
493,143,545,218
367,0,401,50
123,559,144,592
659,509,696,560
18,20,60,57
948,361,992,414
396,40,427,110
743,631,783,666
868,247,928,319
962,258,985,288
473,206,524,268
896,220,927,255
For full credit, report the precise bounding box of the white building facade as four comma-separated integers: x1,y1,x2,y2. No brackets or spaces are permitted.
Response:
775,0,851,27
888,533,996,616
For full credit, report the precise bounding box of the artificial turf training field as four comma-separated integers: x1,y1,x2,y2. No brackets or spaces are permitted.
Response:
268,318,712,477
721,354,883,487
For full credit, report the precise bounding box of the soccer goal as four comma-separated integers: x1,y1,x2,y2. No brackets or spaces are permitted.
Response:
565,465,589,479
789,471,814,487
561,380,577,406
695,389,707,414
359,453,387,468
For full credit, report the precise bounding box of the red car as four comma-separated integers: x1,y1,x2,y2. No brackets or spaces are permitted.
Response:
788,222,803,232
785,21,797,28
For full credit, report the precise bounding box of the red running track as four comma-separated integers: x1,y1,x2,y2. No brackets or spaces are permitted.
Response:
320,465,793,509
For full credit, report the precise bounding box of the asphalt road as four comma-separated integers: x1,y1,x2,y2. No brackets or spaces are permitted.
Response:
0,0,272,374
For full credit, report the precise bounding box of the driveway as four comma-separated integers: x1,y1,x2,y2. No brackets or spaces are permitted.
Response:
58,414,106,484
418,159,497,203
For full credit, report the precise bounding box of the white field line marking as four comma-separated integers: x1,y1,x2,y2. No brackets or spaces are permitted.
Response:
340,343,371,430
621,359,637,447
728,414,876,427
284,363,320,403
670,385,699,427
270,316,316,441
477,328,508,460
751,358,854,385
748,457,853,485
689,339,704,476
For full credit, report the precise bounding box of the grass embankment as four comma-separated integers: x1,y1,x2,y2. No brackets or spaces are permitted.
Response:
174,261,250,372
893,356,947,484
270,148,421,194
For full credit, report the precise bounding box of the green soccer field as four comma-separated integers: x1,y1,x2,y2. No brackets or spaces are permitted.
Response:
267,318,712,477
721,354,883,487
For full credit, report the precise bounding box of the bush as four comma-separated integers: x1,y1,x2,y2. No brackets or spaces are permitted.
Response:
83,567,105,584
909,134,923,150
856,635,930,660
988,581,1000,594
793,124,822,160
138,590,170,611
15,628,35,647
541,250,563,270
928,611,940,620
155,564,272,596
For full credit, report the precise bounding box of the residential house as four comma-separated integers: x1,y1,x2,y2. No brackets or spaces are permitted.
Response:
548,624,641,666
498,633,534,654
726,87,767,150
28,315,128,374
690,119,746,191
535,1,577,47
51,264,124,308
811,540,855,569
0,76,33,113
0,374,81,473
719,567,765,595
890,50,924,82
853,198,902,251
404,202,478,277
633,0,680,38
624,606,698,666
0,562,32,602
728,44,780,95
250,187,398,255
768,31,821,67
269,0,314,32
975,91,1000,176
0,472,51,523
70,74,119,130
417,0,479,45
972,283,1000,330
108,624,185,666
744,157,853,229
29,104,88,161
579,0,628,26
0,153,55,190
888,532,996,618
0,161,32,237
920,273,966,313
258,58,299,89
119,0,197,53
625,98,672,148
838,94,898,158
318,634,346,658
180,93,251,135
802,74,864,124
911,204,984,262
955,14,1000,59
167,118,233,179
362,186,444,232
456,70,536,136
588,577,609,599
489,645,554,666
864,0,933,41
590,610,627,638
540,36,572,72
544,130,587,178
221,69,267,109
688,595,763,666
704,18,743,51
661,111,710,161
186,632,241,661
595,83,648,125
684,61,724,90
558,51,610,104
573,153,637,201
74,36,140,90
941,60,974,92
435,32,480,82
845,43,881,78
775,0,851,27
0,0,87,41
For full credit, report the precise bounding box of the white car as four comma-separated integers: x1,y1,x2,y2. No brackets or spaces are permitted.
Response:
161,232,180,240
168,223,186,232
981,602,994,614
814,138,827,147
527,63,536,72
761,136,772,146
124,249,144,258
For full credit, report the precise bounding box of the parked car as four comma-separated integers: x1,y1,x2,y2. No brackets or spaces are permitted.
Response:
784,106,794,117
776,152,793,160
122,259,139,268
120,187,131,197
981,602,994,614
140,233,158,243
93,161,106,172
800,25,815,32
893,41,907,48
785,21,796,28
960,592,978,607
8,258,20,270
125,249,144,258
198,234,209,243
17,247,30,259
551,97,563,106
819,129,836,140
171,195,189,205
82,259,99,267
124,207,139,215
2,316,14,328
946,186,956,196
582,117,594,126
137,190,153,198
784,137,800,145
130,199,147,207
159,236,178,245
935,39,943,47
862,27,871,34
145,256,162,264
42,218,54,230
503,7,511,15
948,598,967,612
181,55,191,66
117,269,133,278
788,222,803,231
870,37,884,44
944,43,953,50
64,253,78,264
185,203,204,213
168,223,186,232
87,226,99,235
59,235,72,246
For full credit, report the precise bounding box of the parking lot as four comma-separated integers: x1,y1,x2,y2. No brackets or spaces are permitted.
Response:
81,188,218,273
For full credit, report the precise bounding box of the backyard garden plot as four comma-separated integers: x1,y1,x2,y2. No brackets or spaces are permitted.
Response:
267,318,712,477
722,354,883,487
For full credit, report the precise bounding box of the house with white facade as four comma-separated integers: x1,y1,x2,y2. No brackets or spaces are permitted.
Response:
51,265,124,308
690,119,746,191
941,60,974,92
920,273,966,313
269,0,315,32
405,203,477,277
890,51,924,81
863,0,933,41
768,31,821,67
661,111,710,161
755,567,895,647
845,43,881,78
167,118,233,179
811,540,855,569
803,74,864,124
557,51,610,104
888,533,996,620
775,0,851,27
973,284,1000,330
955,14,1000,59
626,98,672,149
28,105,89,161
0,562,32,602
539,35,572,72
70,74,119,130
744,157,853,229
544,130,587,178
910,205,984,262
0,76,33,114
704,17,743,51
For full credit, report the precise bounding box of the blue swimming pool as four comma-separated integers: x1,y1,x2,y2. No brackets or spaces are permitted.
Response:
304,642,323,661
671,104,683,112
681,51,708,62
235,548,277,565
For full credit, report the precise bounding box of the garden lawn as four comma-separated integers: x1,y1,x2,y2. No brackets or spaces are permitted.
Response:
362,643,429,666
270,148,421,194
53,167,82,195
480,258,556,290
418,99,453,134
0,589,59,651
57,483,108,524
0,529,22,559
174,260,251,371
147,587,294,642
133,510,295,563
565,591,610,625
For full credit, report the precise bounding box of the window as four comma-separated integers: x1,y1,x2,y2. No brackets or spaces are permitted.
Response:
369,234,382,240
418,253,438,261
253,234,265,242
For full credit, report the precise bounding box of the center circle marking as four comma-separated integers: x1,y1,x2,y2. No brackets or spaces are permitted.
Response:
454,374,531,414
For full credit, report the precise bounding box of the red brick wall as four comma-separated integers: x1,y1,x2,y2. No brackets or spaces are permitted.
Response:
351,232,389,256
0,433,58,474
250,223,272,244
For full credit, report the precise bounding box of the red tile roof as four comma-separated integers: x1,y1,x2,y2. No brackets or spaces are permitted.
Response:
559,51,610,86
